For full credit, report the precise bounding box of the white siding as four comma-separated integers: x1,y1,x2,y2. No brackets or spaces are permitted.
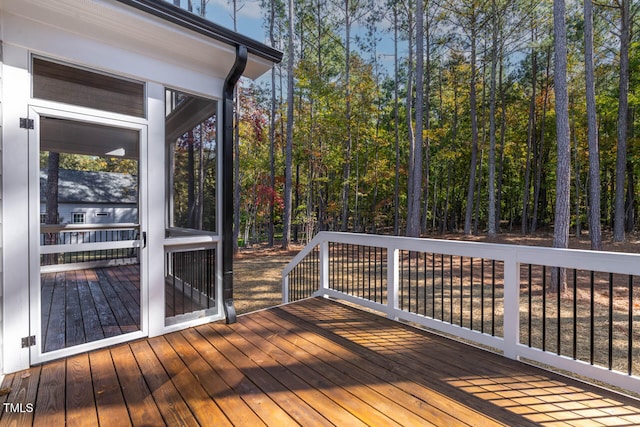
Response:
0,37,4,375
41,203,138,225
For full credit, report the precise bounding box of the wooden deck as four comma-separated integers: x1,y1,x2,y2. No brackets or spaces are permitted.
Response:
40,266,141,352
3,297,640,426
40,265,211,352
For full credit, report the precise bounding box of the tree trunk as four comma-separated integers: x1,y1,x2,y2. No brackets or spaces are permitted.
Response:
496,35,507,233
523,28,537,235
551,0,571,293
584,0,602,250
407,0,424,238
464,20,479,236
341,0,353,231
572,104,581,237
406,0,416,235
487,0,499,238
422,8,433,234
282,0,294,249
613,0,630,242
474,148,483,235
393,3,400,236
532,47,551,233
267,0,277,248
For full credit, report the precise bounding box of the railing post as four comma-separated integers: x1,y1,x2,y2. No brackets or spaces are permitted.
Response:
503,251,520,359
387,246,399,320
319,240,329,296
282,275,289,304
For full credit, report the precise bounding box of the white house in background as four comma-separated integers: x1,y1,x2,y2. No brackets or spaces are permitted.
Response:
40,169,139,225
1,0,282,374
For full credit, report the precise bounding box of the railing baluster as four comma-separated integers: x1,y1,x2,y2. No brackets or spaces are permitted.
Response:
438,255,443,320
630,275,634,376
460,257,464,327
481,259,485,334
542,265,547,352
368,246,371,301
491,260,495,336
470,257,474,331
450,256,454,324
408,250,412,312
432,252,436,319
590,270,595,365
609,272,614,370
557,267,561,356
373,246,378,303
423,252,427,316
573,268,577,360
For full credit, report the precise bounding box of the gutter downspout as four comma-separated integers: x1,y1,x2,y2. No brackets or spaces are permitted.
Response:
222,44,247,324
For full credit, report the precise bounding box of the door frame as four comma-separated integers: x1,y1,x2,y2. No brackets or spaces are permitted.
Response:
28,105,149,364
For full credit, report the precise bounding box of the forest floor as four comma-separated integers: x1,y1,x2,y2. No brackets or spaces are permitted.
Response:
233,230,640,315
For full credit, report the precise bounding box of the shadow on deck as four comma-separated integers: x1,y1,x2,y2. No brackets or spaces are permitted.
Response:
3,297,640,426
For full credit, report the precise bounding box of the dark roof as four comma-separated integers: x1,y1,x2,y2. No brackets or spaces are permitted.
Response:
115,0,283,64
40,169,138,204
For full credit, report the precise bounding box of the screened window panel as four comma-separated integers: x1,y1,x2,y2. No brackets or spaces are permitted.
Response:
33,58,145,117
166,89,218,234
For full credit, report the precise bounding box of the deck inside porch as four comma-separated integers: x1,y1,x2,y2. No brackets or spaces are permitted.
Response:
2,297,640,426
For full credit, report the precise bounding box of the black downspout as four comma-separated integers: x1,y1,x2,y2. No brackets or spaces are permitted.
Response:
222,44,247,324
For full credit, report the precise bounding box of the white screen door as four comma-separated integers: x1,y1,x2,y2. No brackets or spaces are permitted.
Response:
28,107,148,364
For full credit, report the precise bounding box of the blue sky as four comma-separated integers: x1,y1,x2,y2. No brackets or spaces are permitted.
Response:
171,0,398,74
171,0,270,43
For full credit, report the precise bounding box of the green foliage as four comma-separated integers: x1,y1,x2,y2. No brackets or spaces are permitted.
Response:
232,0,640,239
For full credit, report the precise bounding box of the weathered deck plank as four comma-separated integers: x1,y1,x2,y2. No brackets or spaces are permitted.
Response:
41,266,141,352
1,297,639,426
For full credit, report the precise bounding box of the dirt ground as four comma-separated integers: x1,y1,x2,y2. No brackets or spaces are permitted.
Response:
233,244,304,315
233,231,640,315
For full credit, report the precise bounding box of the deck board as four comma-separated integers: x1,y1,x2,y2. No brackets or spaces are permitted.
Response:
163,331,267,427
75,270,104,344
129,340,199,426
32,360,65,427
218,319,373,426
243,310,482,426
2,297,640,426
110,344,164,427
90,349,131,427
40,266,141,352
65,354,98,427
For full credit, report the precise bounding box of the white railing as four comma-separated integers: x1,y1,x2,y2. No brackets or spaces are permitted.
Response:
40,223,141,272
282,231,640,394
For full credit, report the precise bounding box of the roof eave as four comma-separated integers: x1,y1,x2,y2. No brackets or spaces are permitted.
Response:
114,0,283,65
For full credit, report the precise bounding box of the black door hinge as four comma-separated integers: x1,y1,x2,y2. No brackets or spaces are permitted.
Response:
20,118,34,129
21,336,36,348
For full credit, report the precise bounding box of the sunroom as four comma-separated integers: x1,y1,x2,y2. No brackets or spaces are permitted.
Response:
0,0,281,374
